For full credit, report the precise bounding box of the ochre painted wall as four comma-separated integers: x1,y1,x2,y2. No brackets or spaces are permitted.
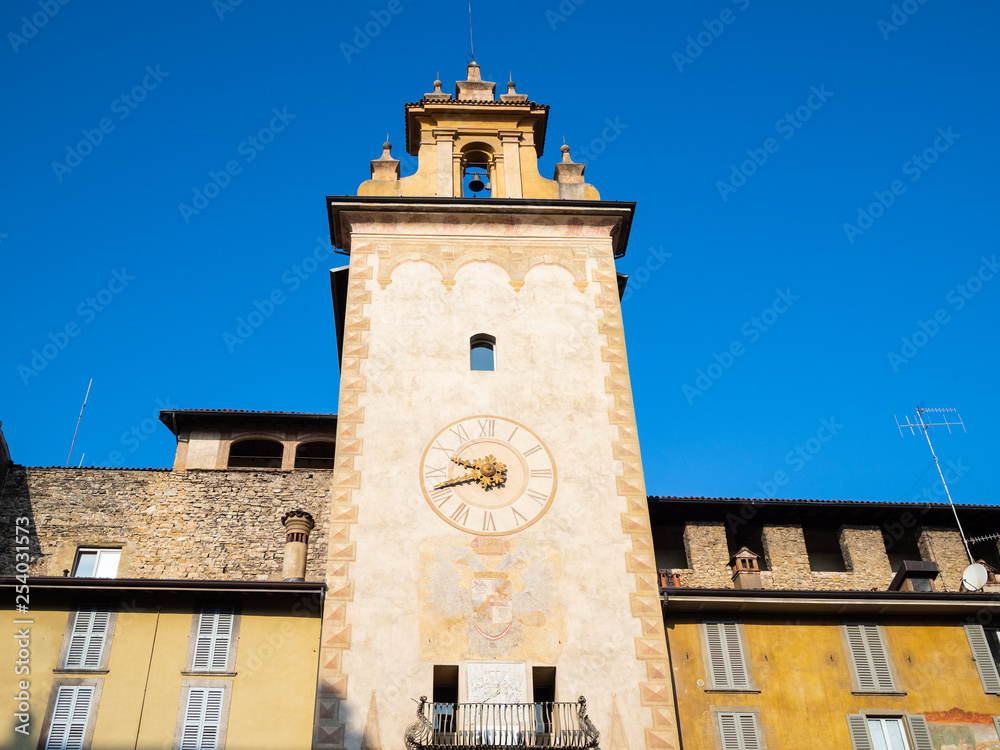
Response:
667,613,1000,748
3,594,321,749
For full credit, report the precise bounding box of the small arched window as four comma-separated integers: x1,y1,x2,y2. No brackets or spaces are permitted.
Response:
227,439,283,469
295,441,336,470
470,334,496,371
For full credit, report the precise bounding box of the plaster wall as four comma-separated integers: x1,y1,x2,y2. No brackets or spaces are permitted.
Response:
327,213,667,750
667,614,1000,749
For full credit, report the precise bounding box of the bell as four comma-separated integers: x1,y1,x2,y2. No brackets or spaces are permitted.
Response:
468,171,485,193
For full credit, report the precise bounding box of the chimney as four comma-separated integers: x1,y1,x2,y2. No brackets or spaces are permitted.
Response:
281,510,315,581
887,560,939,592
729,547,763,590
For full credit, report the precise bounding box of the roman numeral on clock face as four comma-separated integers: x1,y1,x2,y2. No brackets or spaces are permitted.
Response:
449,424,471,443
430,487,452,506
477,419,495,437
482,511,496,532
522,444,542,457
450,503,470,525
530,468,552,478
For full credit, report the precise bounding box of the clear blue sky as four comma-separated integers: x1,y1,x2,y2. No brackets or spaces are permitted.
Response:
2,1,999,511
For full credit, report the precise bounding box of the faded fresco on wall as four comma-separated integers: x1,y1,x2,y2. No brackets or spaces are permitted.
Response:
926,708,1000,750
419,535,565,663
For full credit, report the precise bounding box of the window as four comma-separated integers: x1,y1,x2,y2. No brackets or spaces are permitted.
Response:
845,715,932,750
187,605,239,673
39,681,102,750
966,624,1000,693
294,441,335,469
470,334,496,371
227,439,283,469
175,683,232,750
715,711,763,749
72,548,120,578
843,623,897,692
803,528,847,572
59,603,115,671
703,622,752,690
881,526,922,575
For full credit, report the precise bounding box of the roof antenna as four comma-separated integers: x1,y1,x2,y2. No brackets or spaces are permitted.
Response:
66,378,93,467
468,2,475,61
894,406,973,563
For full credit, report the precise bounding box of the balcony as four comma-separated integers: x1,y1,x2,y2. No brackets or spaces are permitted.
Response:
405,696,600,750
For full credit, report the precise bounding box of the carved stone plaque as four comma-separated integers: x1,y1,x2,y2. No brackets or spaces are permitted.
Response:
465,661,527,703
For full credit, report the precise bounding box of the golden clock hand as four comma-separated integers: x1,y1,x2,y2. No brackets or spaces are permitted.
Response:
450,456,478,469
434,471,480,489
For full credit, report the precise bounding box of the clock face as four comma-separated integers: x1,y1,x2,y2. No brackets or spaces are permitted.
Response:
420,416,556,535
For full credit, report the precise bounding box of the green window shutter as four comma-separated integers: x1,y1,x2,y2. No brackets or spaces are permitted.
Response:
64,603,112,670
844,623,895,691
717,712,760,750
905,715,933,750
705,622,750,690
846,714,874,750
965,624,1000,693
45,685,94,750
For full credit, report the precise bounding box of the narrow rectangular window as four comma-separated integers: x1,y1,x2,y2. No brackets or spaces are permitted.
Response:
704,621,751,690
532,666,556,734
843,623,896,692
470,334,496,371
965,624,1000,693
179,687,225,750
44,685,95,750
191,606,236,672
63,603,113,670
716,711,762,750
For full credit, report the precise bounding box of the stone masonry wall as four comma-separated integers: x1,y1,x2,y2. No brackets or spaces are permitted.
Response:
918,527,969,592
0,467,331,581
664,521,968,592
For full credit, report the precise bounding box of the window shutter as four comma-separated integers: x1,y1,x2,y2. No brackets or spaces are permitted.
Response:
705,622,750,689
993,716,1000,738
192,606,235,671
844,623,895,691
965,624,1000,693
845,715,874,750
716,712,760,750
905,715,933,750
64,603,112,669
45,685,94,750
179,687,224,750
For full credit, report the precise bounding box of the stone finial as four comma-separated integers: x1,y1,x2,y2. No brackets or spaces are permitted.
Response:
424,73,451,102
370,139,400,182
499,76,527,103
281,509,315,581
456,61,496,102
554,144,586,199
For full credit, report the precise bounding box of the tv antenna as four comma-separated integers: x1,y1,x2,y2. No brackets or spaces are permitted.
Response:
66,378,93,467
895,406,972,563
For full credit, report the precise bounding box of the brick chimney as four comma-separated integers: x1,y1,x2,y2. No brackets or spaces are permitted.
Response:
729,546,763,590
281,510,315,581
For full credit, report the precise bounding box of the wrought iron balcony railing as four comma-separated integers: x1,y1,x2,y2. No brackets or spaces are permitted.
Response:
404,696,600,750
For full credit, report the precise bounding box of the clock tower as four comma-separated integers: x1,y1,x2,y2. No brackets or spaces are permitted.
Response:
317,62,679,750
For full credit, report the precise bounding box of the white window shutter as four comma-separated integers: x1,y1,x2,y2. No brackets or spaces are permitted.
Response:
45,685,94,750
845,623,895,691
846,714,874,750
905,715,933,750
192,606,235,671
965,624,1000,693
705,622,750,689
716,712,760,750
179,687,224,750
64,603,112,670
993,716,1000,738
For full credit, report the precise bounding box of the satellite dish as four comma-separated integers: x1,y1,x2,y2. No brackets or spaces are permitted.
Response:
963,563,989,591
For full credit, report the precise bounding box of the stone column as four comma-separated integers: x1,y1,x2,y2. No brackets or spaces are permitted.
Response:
281,510,316,581
500,131,523,198
433,128,456,196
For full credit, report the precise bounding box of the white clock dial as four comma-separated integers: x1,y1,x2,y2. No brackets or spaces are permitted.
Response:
420,416,556,535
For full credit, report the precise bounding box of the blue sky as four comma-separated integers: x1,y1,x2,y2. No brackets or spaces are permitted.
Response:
2,1,998,511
